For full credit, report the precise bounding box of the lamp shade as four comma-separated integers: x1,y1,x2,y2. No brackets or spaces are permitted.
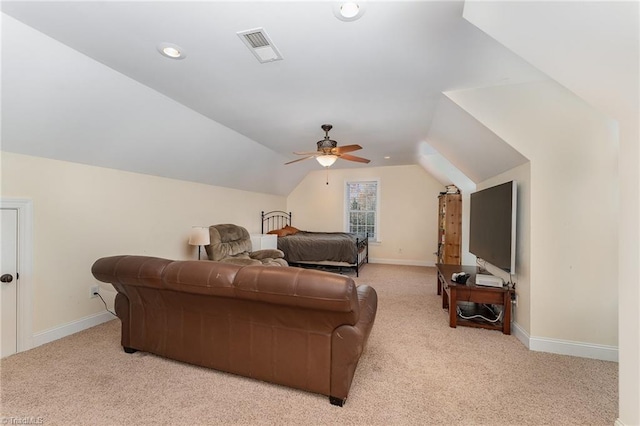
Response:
188,227,210,246
316,155,338,167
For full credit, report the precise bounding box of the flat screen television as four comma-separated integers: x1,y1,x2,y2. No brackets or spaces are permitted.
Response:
469,181,517,274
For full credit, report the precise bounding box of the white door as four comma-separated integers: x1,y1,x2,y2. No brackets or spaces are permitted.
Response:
1,208,19,358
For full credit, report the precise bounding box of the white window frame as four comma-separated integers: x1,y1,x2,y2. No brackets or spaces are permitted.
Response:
343,178,381,243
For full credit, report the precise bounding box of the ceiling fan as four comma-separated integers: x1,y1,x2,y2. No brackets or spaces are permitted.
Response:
285,124,371,167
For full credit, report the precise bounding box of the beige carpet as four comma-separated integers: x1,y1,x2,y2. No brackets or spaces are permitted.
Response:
1,264,617,425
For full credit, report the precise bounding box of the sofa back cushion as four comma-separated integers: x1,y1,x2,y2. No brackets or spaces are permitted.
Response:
162,261,358,321
162,260,242,298
234,266,358,316
92,256,360,326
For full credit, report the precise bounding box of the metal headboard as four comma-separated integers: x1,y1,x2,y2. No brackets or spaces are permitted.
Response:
261,210,292,234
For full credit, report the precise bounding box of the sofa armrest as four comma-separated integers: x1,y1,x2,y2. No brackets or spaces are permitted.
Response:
91,255,171,289
249,249,285,260
114,292,131,349
330,284,378,404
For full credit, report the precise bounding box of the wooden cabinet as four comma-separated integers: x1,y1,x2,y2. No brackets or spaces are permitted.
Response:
436,264,512,335
437,192,462,265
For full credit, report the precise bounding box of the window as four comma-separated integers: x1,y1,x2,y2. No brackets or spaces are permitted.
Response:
345,179,379,241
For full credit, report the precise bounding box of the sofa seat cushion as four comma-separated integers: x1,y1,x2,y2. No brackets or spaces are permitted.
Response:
215,251,261,266
258,258,288,267
249,249,285,260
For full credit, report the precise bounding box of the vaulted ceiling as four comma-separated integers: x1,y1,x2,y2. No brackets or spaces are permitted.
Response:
0,1,623,196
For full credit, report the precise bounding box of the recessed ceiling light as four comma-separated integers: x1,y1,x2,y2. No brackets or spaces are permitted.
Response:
333,2,366,22
162,47,181,58
157,42,186,60
340,2,359,18
384,156,391,160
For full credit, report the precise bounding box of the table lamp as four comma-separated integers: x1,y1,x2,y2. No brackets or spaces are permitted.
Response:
188,226,210,260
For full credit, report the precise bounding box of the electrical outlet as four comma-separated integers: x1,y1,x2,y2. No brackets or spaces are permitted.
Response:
90,285,99,298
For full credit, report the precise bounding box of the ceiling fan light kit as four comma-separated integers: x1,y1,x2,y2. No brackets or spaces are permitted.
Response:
316,155,338,167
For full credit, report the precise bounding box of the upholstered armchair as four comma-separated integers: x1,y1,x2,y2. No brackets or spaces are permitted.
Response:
205,224,288,267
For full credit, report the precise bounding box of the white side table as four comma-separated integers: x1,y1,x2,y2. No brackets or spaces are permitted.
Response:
250,234,277,250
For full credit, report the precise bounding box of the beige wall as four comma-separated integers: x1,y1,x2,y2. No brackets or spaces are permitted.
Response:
476,163,531,336
286,165,444,265
1,152,285,334
462,3,637,420
448,80,618,347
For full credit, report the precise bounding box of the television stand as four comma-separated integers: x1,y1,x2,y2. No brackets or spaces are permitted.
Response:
436,264,513,335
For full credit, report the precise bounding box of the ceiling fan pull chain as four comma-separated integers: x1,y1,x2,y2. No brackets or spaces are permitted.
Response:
326,166,329,185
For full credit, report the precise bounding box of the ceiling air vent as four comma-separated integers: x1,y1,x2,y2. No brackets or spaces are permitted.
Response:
237,28,283,63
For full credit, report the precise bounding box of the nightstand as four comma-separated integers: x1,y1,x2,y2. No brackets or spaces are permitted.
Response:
250,234,277,250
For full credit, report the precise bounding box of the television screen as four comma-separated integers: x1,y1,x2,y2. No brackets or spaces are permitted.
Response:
469,181,517,273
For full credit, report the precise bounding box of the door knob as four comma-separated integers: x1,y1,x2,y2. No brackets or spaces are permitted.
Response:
0,274,14,283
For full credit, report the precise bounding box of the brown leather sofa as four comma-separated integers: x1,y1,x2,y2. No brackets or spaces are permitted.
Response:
91,255,377,406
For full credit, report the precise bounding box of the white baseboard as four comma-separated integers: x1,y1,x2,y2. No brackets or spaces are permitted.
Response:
511,320,530,349
530,336,618,362
31,311,116,350
368,257,435,267
510,321,618,362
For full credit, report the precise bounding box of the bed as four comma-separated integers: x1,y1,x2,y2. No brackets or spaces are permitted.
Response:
261,210,369,277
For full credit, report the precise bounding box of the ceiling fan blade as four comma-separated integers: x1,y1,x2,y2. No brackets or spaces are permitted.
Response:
339,154,371,164
331,144,362,154
293,151,320,156
285,156,315,165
